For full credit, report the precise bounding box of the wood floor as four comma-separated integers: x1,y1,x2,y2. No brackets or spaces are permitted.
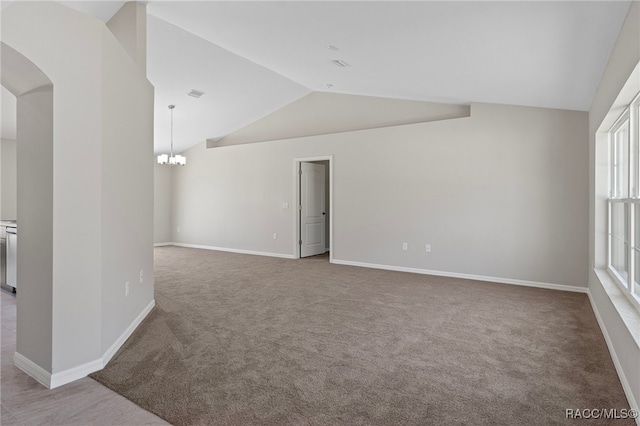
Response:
0,289,167,425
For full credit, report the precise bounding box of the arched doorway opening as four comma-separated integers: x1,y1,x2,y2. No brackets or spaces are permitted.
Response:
1,42,55,377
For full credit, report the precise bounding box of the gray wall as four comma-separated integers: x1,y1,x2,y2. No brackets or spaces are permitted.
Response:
3,1,155,380
0,136,2,216
16,86,54,371
213,92,470,147
154,163,173,244
100,21,155,359
169,101,588,288
588,0,640,411
1,138,17,219
106,2,147,75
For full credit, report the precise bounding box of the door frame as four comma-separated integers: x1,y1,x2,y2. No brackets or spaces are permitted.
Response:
293,155,333,261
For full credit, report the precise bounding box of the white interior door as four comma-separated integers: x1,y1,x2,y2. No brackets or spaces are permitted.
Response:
300,162,326,257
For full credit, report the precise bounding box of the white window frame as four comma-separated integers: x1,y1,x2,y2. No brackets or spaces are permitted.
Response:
607,92,640,313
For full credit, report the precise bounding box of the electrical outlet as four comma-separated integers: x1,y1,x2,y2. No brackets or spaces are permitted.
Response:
273,233,277,240
140,269,144,284
426,244,431,253
177,226,181,233
402,242,408,251
125,281,130,298
282,202,289,209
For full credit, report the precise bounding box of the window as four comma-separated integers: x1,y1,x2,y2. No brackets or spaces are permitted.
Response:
608,92,640,311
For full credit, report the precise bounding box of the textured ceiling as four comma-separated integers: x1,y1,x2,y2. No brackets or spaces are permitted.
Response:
1,1,632,154
149,1,630,111
147,15,310,155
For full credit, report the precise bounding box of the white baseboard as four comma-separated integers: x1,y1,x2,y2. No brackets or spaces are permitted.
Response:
331,258,588,294
154,242,173,247
14,299,156,389
588,291,640,424
169,242,296,259
50,358,103,389
102,299,155,366
14,352,51,388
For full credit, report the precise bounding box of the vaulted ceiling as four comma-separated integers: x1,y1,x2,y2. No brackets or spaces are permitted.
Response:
1,1,632,154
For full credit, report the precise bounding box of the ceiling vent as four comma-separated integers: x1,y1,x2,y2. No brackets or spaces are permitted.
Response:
187,89,205,98
332,60,350,68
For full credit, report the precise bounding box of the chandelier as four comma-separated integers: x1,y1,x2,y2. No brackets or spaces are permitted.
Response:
157,104,186,166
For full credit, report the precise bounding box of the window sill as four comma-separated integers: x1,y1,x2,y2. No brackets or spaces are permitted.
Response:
594,269,640,349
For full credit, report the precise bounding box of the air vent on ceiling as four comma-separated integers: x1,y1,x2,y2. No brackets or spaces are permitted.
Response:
332,60,350,68
187,89,205,98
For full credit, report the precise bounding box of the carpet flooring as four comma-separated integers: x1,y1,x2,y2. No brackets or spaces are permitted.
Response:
91,247,633,425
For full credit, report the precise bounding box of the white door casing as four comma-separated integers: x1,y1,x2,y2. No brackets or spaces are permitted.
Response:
300,162,326,257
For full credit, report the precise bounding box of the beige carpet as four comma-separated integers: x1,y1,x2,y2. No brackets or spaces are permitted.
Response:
91,246,633,425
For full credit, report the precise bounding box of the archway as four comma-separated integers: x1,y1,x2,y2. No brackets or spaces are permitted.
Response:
1,42,55,379
2,1,155,389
